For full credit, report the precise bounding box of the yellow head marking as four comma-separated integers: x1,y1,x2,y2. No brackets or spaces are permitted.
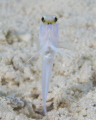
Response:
41,15,58,24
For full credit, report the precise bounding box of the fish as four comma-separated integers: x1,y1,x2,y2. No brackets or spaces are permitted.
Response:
27,15,71,116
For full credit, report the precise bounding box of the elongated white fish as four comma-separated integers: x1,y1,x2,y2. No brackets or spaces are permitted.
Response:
28,15,71,116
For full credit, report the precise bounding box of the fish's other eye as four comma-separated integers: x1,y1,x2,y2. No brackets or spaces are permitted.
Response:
41,17,44,22
54,17,58,22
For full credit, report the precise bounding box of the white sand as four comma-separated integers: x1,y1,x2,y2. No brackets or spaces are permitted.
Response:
0,0,96,119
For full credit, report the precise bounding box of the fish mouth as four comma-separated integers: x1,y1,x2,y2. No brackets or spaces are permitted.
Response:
41,15,58,24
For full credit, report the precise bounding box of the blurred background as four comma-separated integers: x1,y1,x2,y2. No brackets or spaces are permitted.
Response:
0,0,96,120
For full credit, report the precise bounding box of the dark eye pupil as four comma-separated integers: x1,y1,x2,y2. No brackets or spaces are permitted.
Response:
55,17,58,22
41,17,44,22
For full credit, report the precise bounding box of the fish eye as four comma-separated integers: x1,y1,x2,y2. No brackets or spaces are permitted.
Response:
54,17,58,22
41,17,44,22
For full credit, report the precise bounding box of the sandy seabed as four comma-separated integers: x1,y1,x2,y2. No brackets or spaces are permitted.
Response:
0,0,96,120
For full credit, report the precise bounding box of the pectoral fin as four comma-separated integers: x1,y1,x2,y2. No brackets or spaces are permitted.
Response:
51,45,73,59
27,46,45,62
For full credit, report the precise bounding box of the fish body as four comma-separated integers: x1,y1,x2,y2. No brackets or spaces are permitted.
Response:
39,22,59,115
